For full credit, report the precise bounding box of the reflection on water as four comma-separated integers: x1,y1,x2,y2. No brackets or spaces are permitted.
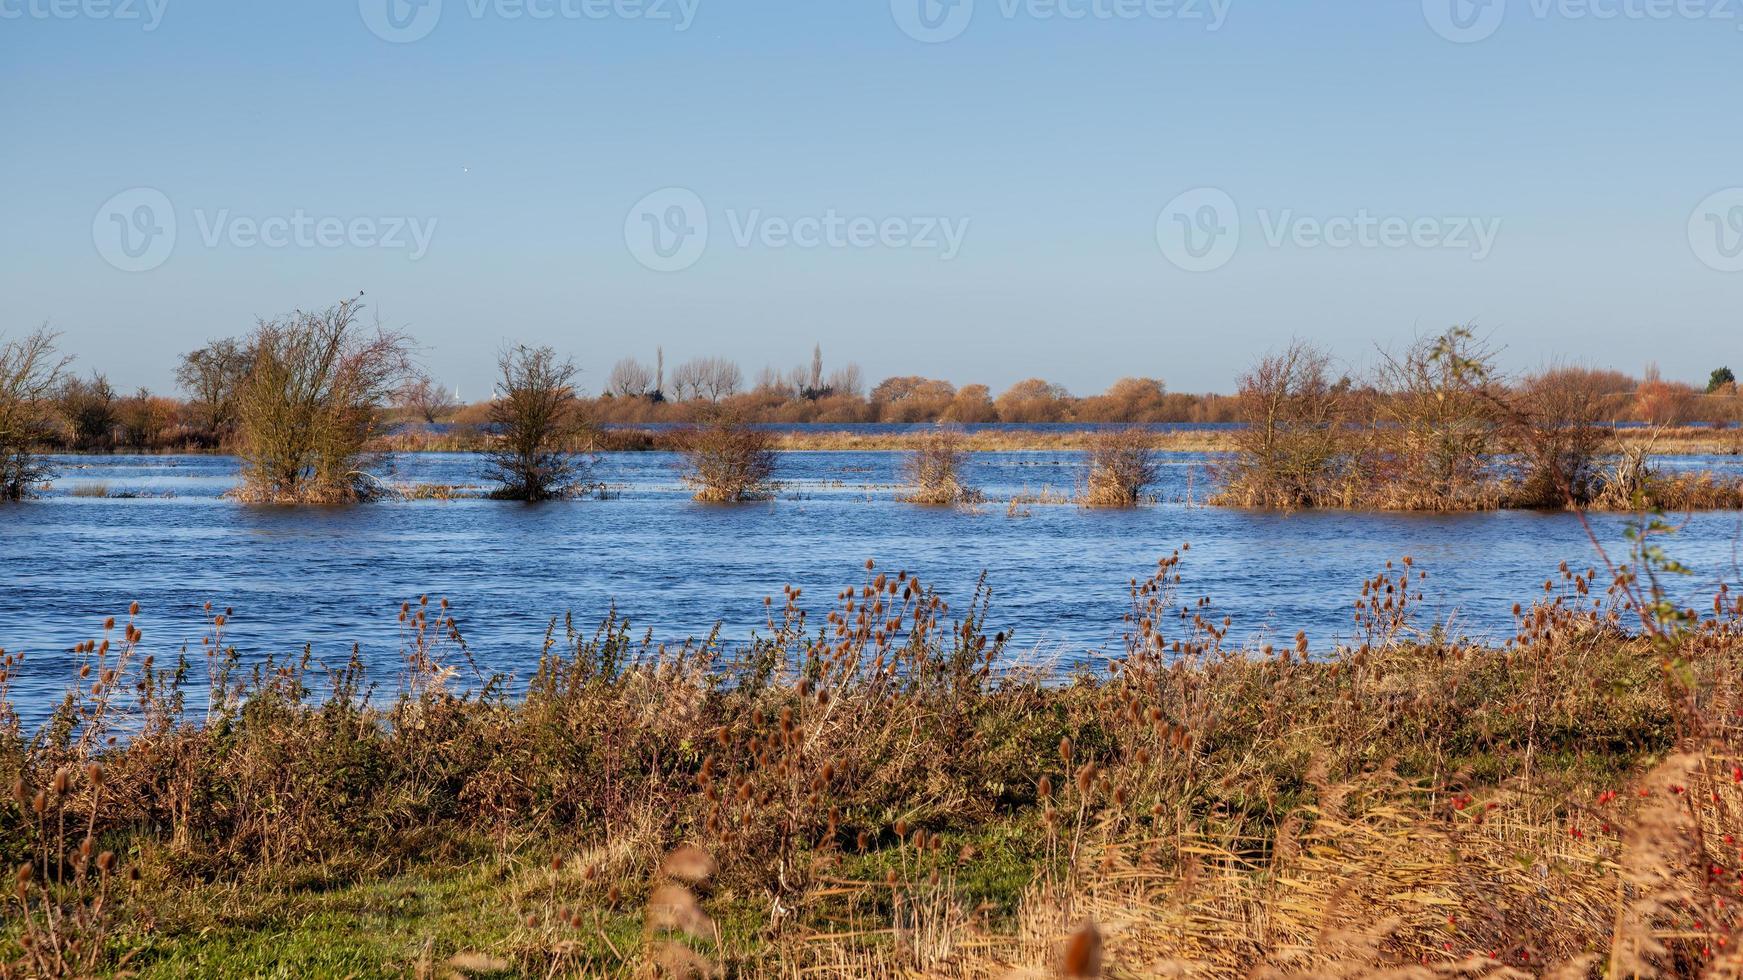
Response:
3,451,1742,716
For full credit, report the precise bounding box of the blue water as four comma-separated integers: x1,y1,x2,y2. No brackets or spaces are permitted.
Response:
3,450,1742,718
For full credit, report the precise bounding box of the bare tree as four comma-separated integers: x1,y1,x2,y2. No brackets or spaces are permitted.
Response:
0,327,71,500
484,345,592,501
234,296,416,503
175,337,251,442
699,357,742,400
397,374,460,424
809,344,823,394
56,371,117,450
116,388,172,450
825,363,864,399
608,357,655,398
669,359,703,401
671,357,742,401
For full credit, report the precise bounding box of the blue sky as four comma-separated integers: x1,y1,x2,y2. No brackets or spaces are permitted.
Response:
2,0,1739,397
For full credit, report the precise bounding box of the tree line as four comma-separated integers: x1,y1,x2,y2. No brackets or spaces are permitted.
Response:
2,302,1739,505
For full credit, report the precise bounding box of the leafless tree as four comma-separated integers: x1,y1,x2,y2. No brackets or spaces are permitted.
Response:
0,327,71,500
484,345,592,501
234,296,416,503
116,388,173,450
175,337,251,442
994,378,1070,422
826,364,864,399
56,371,117,450
397,374,460,424
670,357,742,401
608,357,655,398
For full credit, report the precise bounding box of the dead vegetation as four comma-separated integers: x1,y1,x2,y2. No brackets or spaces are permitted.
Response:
900,424,983,505
3,524,1743,975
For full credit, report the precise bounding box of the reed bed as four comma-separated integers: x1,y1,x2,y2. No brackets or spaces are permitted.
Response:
2,541,1742,976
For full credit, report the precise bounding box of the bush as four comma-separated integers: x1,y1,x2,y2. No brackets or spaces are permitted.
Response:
680,413,776,502
483,345,593,501
900,424,982,505
1083,426,1158,507
0,327,69,500
1367,329,1503,510
1214,341,1352,508
233,297,415,503
1508,366,1621,507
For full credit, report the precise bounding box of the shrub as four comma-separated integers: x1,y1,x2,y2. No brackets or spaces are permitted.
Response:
483,345,593,501
900,424,982,505
0,327,69,500
680,412,776,502
1367,328,1503,510
1508,366,1621,507
1083,426,1158,507
1214,341,1351,508
233,297,415,503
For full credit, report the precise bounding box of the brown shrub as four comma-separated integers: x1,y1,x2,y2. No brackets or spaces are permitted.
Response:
1214,341,1352,508
680,412,776,502
1082,427,1158,507
900,424,982,505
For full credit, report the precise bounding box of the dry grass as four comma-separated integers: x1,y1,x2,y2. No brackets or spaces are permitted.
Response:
4,543,1743,975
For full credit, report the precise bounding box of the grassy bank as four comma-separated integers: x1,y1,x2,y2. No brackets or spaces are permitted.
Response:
360,423,1743,457
5,551,1743,976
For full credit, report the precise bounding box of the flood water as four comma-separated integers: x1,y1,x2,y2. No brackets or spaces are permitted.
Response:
4,449,1743,716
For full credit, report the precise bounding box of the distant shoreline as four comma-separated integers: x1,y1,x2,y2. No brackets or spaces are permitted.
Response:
33,423,1743,458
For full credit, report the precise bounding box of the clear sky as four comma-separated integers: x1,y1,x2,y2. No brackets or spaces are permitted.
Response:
2,0,1739,398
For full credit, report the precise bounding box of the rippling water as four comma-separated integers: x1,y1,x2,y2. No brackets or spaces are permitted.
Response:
3,450,1742,716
